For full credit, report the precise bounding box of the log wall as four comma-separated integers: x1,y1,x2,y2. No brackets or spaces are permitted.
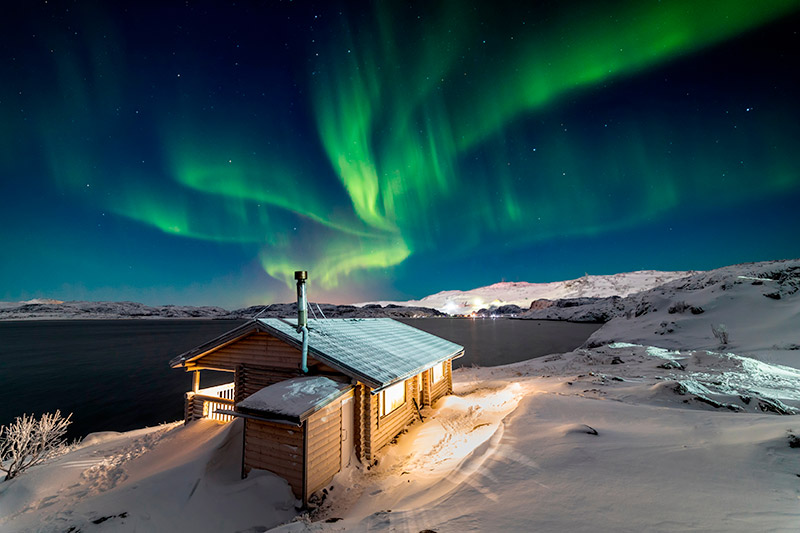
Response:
185,331,331,372
362,378,415,461
428,359,453,406
306,391,352,497
235,364,301,403
243,419,305,498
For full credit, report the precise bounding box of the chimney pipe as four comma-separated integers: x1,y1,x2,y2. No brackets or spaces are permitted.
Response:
294,270,309,373
295,270,308,328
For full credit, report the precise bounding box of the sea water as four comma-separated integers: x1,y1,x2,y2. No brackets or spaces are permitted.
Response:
0,318,600,438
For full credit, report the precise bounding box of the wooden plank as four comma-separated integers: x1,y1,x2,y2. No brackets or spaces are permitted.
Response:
247,452,303,469
192,394,235,404
302,421,309,507
246,430,302,446
308,419,341,443
308,453,340,473
245,443,302,461
247,455,303,471
246,419,302,434
308,446,340,467
245,439,302,457
245,435,301,452
246,450,303,469
308,438,341,461
245,427,302,442
247,420,303,438
308,457,339,476
308,412,339,426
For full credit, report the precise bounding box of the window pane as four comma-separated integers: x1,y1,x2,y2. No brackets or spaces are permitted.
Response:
381,381,406,417
432,362,445,384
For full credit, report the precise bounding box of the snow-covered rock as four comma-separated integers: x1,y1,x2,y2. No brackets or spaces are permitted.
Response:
573,259,800,367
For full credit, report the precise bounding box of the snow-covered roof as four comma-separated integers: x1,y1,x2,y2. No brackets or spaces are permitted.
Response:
236,376,352,421
257,318,463,391
170,317,464,391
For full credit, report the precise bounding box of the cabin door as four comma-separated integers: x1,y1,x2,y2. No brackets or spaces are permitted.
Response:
341,396,354,469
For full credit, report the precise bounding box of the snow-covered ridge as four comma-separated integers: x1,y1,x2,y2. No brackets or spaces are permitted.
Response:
0,301,445,320
358,269,694,315
533,259,800,367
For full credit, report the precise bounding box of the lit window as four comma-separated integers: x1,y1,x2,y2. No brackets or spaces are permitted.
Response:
432,362,446,384
380,381,406,417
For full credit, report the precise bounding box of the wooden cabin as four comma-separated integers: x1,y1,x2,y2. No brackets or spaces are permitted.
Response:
169,317,464,506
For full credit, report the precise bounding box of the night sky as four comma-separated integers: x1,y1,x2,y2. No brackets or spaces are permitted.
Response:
2,1,799,308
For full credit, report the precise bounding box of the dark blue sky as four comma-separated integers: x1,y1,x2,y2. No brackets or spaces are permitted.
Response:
1,1,798,307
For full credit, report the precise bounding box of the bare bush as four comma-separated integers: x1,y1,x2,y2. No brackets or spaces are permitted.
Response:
1,410,72,481
711,323,729,346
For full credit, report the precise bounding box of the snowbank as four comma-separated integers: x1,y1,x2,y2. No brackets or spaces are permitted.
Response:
0,420,298,532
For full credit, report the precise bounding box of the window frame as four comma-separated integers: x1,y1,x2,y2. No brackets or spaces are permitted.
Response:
431,361,446,384
379,380,406,418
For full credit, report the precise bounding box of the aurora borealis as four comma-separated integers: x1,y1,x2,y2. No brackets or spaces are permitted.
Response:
1,1,799,307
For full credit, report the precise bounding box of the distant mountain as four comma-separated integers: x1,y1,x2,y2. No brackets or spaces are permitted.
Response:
0,300,444,320
359,270,694,315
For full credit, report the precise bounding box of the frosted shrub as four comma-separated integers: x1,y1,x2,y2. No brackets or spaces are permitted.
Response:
711,323,729,346
0,410,72,481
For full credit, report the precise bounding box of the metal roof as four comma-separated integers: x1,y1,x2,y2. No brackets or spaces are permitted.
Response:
258,318,464,391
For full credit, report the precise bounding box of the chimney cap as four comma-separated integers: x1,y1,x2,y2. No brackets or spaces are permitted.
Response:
294,270,308,281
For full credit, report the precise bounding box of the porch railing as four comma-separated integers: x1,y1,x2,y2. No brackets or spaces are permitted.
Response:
184,382,236,423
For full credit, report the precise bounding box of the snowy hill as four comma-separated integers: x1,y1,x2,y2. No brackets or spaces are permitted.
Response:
0,300,444,320
577,259,800,367
359,270,694,315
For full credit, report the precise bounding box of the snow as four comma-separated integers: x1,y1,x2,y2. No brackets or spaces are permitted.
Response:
2,259,799,532
358,270,694,315
0,421,298,532
580,259,800,367
5,342,799,531
238,377,351,418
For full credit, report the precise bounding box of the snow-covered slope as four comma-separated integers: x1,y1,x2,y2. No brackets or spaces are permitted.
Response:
0,420,297,532
567,259,800,367
359,270,693,315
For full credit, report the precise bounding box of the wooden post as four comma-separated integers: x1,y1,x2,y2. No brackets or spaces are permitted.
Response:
184,392,194,424
302,421,309,508
192,370,200,393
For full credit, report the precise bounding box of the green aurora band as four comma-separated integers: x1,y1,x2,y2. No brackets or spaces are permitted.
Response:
21,0,800,295
300,0,799,287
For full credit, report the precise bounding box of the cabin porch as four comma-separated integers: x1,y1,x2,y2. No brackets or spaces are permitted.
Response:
184,377,236,423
